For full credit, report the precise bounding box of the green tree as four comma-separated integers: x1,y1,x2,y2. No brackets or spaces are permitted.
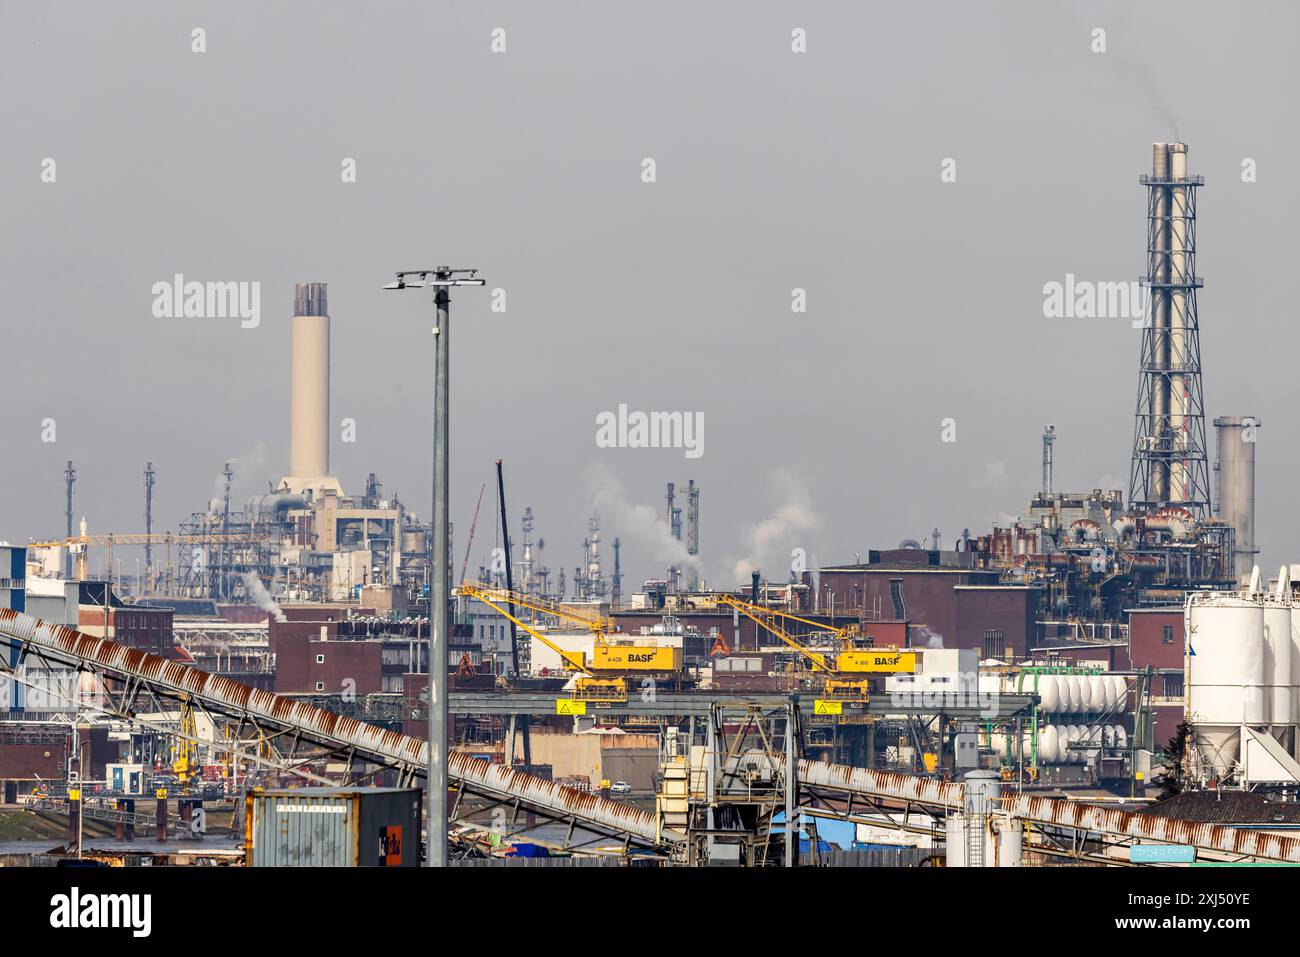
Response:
1154,720,1193,800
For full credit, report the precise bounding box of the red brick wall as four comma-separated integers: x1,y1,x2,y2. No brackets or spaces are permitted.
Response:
1129,610,1185,670
953,588,1039,658
78,607,173,655
820,568,999,640
273,636,382,695
0,742,62,779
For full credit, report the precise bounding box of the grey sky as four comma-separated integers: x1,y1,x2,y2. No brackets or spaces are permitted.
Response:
2,1,1297,588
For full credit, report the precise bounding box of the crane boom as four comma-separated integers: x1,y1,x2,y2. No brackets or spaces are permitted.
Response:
459,585,592,674
463,585,613,639
459,483,486,586
718,595,839,676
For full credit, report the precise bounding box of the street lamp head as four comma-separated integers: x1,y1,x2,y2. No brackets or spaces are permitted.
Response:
384,268,484,291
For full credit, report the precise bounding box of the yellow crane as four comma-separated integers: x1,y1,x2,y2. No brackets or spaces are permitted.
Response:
717,596,915,702
171,695,200,788
458,584,683,701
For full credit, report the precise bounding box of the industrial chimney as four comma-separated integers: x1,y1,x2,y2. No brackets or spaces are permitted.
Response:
1129,142,1210,518
281,282,343,496
1214,416,1259,583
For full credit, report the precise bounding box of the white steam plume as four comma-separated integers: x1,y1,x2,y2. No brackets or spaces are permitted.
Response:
243,571,286,622
209,442,269,513
731,470,822,585
588,465,699,573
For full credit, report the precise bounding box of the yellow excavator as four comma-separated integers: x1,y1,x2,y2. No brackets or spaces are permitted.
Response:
718,596,914,702
458,584,682,703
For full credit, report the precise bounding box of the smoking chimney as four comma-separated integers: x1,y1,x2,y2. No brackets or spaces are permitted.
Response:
281,282,342,496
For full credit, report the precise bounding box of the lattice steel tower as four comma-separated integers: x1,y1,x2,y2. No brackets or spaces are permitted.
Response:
1129,142,1210,517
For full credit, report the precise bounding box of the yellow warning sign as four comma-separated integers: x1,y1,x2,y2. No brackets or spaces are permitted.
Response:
68,789,81,801
813,700,843,715
556,699,588,716
156,788,168,799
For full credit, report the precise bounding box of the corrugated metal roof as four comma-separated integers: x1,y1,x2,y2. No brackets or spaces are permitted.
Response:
1139,790,1300,826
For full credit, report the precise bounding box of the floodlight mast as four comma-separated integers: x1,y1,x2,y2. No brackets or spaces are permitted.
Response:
383,264,484,867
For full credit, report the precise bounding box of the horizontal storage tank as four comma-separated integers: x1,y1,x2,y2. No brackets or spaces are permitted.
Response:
245,787,422,867
1038,674,1059,713
1038,724,1059,764
1109,675,1127,713
1078,676,1094,712
1187,592,1266,777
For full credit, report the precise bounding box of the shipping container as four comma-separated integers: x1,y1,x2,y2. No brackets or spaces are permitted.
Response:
245,787,421,867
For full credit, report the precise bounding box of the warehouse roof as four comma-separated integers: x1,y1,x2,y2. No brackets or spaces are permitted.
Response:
1140,790,1300,826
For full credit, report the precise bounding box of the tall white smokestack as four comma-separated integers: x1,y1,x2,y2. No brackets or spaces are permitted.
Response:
281,282,342,496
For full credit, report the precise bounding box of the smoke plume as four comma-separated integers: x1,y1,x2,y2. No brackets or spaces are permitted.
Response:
731,470,822,585
242,571,286,622
587,464,699,573
917,625,945,649
209,442,269,513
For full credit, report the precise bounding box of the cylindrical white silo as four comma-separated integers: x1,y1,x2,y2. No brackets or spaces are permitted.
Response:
1187,592,1266,777
1263,589,1293,749
992,815,1022,867
1291,601,1300,759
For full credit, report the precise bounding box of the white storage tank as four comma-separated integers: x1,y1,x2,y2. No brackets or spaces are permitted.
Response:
1263,587,1293,747
1038,724,1059,764
1292,601,1300,759
1078,675,1094,712
1186,591,1267,777
1038,674,1059,713
1080,725,1102,762
1060,725,1075,763
1108,675,1127,713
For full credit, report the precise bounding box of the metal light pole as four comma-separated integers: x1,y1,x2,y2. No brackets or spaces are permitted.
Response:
384,267,483,867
